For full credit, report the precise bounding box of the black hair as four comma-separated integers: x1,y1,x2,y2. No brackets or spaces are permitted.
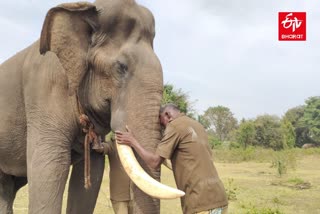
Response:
159,103,180,114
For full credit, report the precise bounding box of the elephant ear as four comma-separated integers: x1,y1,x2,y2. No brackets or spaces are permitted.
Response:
40,2,99,95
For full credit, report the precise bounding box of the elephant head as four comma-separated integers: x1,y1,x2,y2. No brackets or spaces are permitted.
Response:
40,0,162,136
39,0,183,212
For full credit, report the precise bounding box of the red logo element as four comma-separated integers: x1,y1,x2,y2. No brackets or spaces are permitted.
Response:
279,12,306,41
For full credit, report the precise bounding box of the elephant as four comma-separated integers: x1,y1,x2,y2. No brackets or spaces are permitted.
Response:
302,143,316,149
0,0,180,213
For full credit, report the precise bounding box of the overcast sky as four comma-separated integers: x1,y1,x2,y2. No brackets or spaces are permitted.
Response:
1,0,319,119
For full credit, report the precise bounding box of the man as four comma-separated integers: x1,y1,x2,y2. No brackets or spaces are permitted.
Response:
116,104,228,214
95,133,133,214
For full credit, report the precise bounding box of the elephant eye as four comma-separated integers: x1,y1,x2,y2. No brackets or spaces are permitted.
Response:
116,60,128,75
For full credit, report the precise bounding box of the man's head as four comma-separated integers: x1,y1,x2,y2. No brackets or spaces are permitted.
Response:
159,103,181,128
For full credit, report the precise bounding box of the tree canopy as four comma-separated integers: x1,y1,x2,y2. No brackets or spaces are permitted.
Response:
236,120,256,149
254,115,284,150
161,83,319,149
162,83,196,118
284,106,310,147
300,96,320,145
281,118,296,149
162,83,190,114
203,106,238,141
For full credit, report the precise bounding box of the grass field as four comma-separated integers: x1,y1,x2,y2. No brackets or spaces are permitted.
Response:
13,148,320,214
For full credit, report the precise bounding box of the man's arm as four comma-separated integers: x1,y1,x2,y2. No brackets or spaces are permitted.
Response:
115,126,164,170
93,142,114,154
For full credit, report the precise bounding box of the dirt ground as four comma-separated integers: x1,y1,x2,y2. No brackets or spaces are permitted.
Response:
13,153,320,214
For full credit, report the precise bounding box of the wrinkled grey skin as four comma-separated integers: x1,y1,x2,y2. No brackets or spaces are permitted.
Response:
0,0,163,213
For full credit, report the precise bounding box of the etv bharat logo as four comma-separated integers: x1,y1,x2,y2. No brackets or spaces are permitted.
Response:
279,12,306,41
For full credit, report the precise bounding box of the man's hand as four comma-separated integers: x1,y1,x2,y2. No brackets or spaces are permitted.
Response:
116,125,164,170
92,143,104,153
115,125,138,147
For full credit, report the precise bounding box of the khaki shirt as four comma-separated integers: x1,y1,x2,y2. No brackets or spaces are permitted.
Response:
103,142,132,202
156,115,228,214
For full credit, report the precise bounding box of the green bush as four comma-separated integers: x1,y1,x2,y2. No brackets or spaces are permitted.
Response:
208,135,222,148
271,150,297,177
300,147,320,155
272,159,287,177
212,147,315,164
287,177,305,185
212,147,257,162
225,178,237,201
240,146,256,161
228,141,241,149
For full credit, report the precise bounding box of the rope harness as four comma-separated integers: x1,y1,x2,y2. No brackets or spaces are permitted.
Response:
77,96,102,189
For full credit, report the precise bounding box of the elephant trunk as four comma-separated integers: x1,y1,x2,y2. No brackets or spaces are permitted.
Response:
111,89,184,212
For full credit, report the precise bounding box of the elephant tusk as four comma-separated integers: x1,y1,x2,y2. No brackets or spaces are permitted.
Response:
116,141,185,199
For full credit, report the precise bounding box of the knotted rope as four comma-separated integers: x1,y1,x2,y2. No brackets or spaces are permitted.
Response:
77,96,102,189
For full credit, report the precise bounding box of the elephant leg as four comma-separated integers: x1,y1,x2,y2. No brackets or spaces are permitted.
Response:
0,172,26,214
0,172,15,214
13,176,28,192
27,139,70,214
67,151,105,214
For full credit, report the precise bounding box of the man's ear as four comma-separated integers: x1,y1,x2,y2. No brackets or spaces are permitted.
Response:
166,112,173,121
39,2,99,95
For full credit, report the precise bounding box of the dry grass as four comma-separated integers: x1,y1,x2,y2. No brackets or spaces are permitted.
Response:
13,149,320,214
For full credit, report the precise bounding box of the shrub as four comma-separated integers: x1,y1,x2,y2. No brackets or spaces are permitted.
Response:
287,177,305,185
240,146,256,161
237,120,256,149
225,178,237,201
271,150,297,177
228,141,241,149
212,146,304,164
300,147,320,155
286,177,311,190
208,135,222,148
271,158,287,177
212,147,257,163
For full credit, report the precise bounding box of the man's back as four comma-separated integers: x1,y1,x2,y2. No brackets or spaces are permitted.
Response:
157,115,228,214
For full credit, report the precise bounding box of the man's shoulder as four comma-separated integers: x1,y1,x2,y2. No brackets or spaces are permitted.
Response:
171,115,198,128
163,116,186,136
166,116,190,137
172,114,188,123
170,115,207,141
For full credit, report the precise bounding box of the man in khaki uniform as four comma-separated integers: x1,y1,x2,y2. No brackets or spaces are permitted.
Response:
116,104,228,214
96,134,132,214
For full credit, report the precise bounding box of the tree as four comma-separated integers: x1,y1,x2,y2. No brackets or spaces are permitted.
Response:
197,115,210,130
236,120,256,149
283,106,310,147
254,115,284,150
300,96,320,145
203,106,238,141
281,118,296,148
162,83,194,115
284,106,305,127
